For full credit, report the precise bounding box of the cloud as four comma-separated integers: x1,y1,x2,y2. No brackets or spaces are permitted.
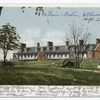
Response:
20,26,43,47
41,29,66,46
20,27,66,47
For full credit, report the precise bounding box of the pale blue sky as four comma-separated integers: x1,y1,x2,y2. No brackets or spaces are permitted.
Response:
0,7,100,59
0,7,100,46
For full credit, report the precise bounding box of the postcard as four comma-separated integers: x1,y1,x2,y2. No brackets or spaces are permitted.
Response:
0,3,100,97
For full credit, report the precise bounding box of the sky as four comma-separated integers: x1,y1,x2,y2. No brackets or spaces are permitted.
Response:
0,7,100,60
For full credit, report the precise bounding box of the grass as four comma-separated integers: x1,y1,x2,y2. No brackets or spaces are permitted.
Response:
80,58,100,70
0,60,100,85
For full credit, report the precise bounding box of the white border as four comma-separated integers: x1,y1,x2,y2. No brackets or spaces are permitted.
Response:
0,3,100,7
0,0,100,3
0,2,100,98
0,85,100,97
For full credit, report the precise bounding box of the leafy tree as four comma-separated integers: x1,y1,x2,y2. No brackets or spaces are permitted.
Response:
0,23,20,66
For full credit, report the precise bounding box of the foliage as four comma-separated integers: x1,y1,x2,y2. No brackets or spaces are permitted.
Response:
0,23,20,65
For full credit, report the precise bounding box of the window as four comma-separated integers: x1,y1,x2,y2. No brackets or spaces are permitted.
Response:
28,54,30,57
61,54,63,57
65,53,67,57
53,53,55,57
49,54,51,58
27,48,30,52
24,54,26,58
21,48,24,52
31,54,33,57
18,55,20,58
43,47,47,51
57,53,59,57
49,47,53,51
34,54,37,57
37,47,41,52
21,55,23,58
55,47,59,51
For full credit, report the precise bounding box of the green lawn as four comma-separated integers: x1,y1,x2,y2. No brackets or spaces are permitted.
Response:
0,60,100,85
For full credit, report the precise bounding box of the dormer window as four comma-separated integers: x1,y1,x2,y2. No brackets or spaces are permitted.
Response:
49,47,53,51
37,47,41,52
55,47,59,51
43,47,47,51
21,48,24,52
27,48,30,52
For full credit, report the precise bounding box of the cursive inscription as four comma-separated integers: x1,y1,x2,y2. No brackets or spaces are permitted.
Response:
41,10,100,23
0,86,100,97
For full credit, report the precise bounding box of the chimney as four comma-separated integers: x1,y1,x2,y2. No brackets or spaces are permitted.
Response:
47,41,53,47
79,40,84,46
96,38,100,45
20,43,26,48
37,43,40,47
66,41,69,46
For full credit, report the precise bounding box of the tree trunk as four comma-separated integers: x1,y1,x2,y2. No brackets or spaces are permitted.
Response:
75,57,78,68
3,50,7,67
75,55,81,69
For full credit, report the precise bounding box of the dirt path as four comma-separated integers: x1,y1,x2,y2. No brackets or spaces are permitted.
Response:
60,67,100,73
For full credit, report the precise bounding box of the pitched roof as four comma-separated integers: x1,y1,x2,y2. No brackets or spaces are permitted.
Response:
87,44,96,51
17,44,96,54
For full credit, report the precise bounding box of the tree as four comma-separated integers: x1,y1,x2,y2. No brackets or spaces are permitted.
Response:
65,24,90,68
0,23,20,66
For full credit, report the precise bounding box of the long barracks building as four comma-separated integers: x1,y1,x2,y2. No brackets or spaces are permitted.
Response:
13,39,100,61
